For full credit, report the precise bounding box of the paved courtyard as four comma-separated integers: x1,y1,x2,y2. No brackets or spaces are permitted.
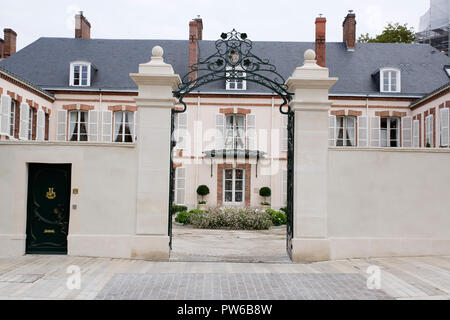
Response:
0,255,449,300
170,224,289,263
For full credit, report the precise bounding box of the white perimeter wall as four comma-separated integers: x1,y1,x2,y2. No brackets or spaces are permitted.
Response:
328,148,450,259
0,142,138,257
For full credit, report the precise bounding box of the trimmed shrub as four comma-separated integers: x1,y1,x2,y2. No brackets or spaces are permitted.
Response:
197,185,210,202
175,212,190,225
188,209,203,221
190,207,273,230
269,210,287,226
259,187,271,198
172,205,188,215
280,207,287,214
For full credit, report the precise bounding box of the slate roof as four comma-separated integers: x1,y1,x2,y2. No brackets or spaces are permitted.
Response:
0,65,54,99
0,37,448,97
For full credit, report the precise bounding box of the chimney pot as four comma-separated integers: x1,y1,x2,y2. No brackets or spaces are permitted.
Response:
3,29,17,58
75,12,91,39
315,16,327,67
343,11,356,51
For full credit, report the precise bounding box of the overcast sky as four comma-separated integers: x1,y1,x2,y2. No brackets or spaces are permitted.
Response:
1,0,431,50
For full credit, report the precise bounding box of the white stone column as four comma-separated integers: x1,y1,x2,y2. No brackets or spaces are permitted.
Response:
286,50,338,262
130,46,181,260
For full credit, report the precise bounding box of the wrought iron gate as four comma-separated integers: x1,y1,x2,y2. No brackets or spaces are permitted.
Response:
170,29,294,259
285,111,295,259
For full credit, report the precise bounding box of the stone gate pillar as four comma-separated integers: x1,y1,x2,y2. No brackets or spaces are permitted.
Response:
286,50,338,262
130,46,180,260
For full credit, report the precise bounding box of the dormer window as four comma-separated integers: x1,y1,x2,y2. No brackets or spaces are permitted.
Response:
226,67,247,91
70,61,92,86
444,65,450,78
380,68,401,93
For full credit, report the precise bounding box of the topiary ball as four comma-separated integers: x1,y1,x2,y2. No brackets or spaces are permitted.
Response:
259,187,271,198
197,185,210,196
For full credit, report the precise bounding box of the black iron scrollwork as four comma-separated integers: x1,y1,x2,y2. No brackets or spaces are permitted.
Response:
173,29,293,115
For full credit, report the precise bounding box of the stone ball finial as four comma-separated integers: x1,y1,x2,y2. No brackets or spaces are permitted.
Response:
304,49,316,61
152,46,164,58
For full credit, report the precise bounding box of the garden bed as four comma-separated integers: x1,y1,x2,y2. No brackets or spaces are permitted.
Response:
174,207,287,231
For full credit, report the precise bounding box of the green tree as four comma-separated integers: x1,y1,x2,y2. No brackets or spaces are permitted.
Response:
358,23,415,43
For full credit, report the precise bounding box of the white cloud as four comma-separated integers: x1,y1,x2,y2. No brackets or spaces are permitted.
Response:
65,4,82,30
364,5,383,35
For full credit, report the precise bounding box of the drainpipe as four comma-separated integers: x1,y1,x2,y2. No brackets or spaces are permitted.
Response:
99,89,103,140
270,96,274,204
195,95,200,201
366,94,369,145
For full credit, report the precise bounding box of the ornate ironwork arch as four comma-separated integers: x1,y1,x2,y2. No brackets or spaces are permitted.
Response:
173,29,293,114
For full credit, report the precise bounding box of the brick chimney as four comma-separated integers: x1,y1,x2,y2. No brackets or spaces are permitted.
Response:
0,39,4,59
3,29,17,58
75,11,91,39
315,16,326,67
343,10,356,51
188,16,203,80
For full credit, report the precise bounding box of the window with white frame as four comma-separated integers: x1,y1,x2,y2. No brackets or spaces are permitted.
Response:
380,117,400,147
425,114,434,147
223,168,244,204
225,114,245,149
380,68,401,93
336,116,356,147
174,167,186,205
70,62,91,86
9,99,16,137
114,111,134,143
226,67,246,91
69,110,88,141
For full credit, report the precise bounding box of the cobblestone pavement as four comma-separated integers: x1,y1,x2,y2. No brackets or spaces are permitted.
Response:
95,273,392,300
1,255,450,300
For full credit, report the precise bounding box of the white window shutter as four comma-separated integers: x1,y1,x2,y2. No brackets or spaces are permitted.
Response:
440,108,449,147
133,111,137,142
413,120,420,148
36,110,45,141
175,167,186,205
19,103,30,140
282,169,288,206
175,113,188,149
328,115,336,146
401,116,413,148
102,111,112,142
88,110,99,142
246,114,257,150
370,116,380,147
0,94,12,135
281,114,288,151
215,114,225,149
357,116,368,147
56,110,67,141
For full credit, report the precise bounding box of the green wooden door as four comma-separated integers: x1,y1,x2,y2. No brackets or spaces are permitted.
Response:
26,164,72,254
